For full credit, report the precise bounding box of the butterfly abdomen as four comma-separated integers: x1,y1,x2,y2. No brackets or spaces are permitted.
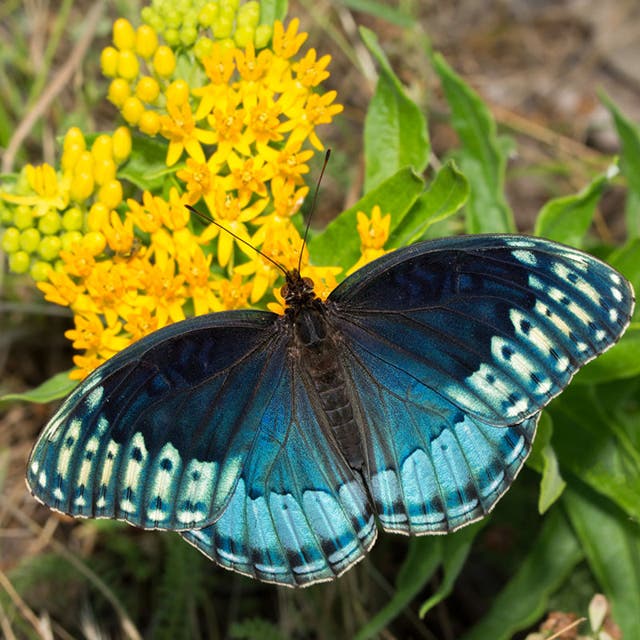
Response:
293,304,365,470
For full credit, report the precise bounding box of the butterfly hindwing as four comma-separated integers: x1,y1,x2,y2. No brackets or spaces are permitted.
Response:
181,350,376,587
334,329,538,532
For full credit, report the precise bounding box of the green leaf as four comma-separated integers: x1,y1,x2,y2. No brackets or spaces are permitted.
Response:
418,522,481,617
388,160,469,248
361,27,430,191
431,53,514,234
608,238,640,311
337,0,414,27
353,523,481,639
600,92,640,238
534,166,616,248
460,510,583,640
572,328,640,385
0,370,76,407
259,0,288,24
549,385,640,521
527,412,567,513
119,134,176,193
308,167,424,269
353,538,441,640
564,483,640,639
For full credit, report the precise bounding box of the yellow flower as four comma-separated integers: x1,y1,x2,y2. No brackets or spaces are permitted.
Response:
139,253,187,325
37,271,82,307
104,210,135,254
291,91,343,150
357,205,391,249
260,140,313,185
64,312,129,356
245,95,285,146
177,158,216,203
84,262,137,326
207,94,252,162
70,352,104,380
292,49,331,88
208,188,268,267
234,252,280,303
126,191,165,233
60,244,98,278
235,43,273,83
160,95,217,166
1,164,69,216
124,306,158,342
347,205,391,275
226,152,272,199
212,273,253,310
272,19,308,60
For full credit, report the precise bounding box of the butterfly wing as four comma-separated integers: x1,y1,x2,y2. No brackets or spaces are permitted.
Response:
27,309,375,587
27,311,293,529
328,234,634,532
181,349,376,587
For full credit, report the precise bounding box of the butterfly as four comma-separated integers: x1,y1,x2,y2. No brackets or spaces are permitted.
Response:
27,234,634,587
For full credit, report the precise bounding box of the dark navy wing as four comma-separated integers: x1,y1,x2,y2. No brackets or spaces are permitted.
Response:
328,234,633,532
27,309,376,587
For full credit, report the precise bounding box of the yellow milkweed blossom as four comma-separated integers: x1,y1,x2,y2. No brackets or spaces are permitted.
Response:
2,3,383,382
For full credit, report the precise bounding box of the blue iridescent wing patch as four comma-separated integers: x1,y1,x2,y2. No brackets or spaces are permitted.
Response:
181,352,376,586
27,234,634,587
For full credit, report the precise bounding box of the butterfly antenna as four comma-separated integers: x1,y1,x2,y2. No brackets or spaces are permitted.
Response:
298,149,331,274
185,204,288,277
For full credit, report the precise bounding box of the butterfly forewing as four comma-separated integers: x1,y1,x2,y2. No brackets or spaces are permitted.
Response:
27,311,288,529
329,235,634,426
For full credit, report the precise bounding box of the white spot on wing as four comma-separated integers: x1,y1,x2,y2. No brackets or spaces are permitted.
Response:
512,250,537,266
86,386,104,410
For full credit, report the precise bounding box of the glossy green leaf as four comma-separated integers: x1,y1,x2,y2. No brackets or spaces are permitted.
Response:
534,166,616,248
564,484,640,639
308,167,424,269
388,161,469,248
549,385,640,521
460,510,583,640
0,370,76,407
361,27,429,191
527,412,566,513
432,53,514,234
600,92,640,238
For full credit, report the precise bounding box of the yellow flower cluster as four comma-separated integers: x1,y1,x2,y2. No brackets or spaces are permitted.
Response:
30,14,344,380
1,4,389,382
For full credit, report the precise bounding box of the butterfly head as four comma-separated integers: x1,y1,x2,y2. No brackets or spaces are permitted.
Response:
281,269,318,312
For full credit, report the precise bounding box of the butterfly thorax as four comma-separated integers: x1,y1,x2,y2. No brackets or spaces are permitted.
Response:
283,269,365,471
